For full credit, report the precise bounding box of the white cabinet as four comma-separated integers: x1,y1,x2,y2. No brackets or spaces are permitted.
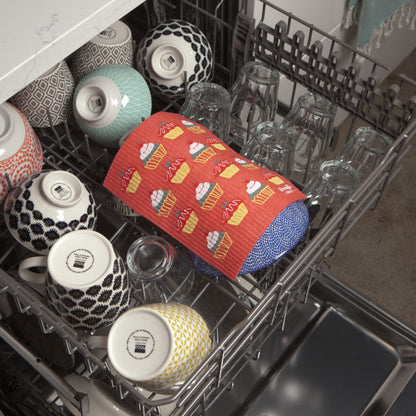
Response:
0,0,144,104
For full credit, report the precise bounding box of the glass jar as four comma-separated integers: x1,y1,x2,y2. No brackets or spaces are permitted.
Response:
240,121,296,179
229,61,280,149
179,82,231,144
302,160,360,239
126,235,195,305
283,92,337,184
336,126,392,181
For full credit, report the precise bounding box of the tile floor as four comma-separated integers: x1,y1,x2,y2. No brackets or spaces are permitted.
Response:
327,47,416,329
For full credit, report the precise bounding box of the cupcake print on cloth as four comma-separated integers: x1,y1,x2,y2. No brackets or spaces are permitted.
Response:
104,112,306,279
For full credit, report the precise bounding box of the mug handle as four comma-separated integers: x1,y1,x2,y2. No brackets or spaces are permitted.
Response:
18,256,48,284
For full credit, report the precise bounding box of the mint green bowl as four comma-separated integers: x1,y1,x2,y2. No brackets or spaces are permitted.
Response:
73,65,152,148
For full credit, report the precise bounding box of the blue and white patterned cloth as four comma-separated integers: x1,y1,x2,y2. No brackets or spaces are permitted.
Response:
192,200,309,277
343,0,416,52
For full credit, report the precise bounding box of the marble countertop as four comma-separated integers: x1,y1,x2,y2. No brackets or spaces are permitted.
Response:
0,0,144,104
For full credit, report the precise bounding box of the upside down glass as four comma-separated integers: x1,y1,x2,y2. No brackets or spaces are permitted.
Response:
179,82,231,144
283,92,337,185
336,126,393,181
240,121,296,179
229,61,280,149
302,160,360,239
126,235,195,305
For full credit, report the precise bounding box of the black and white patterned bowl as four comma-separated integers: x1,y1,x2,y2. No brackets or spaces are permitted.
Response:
136,19,213,97
10,60,75,128
71,20,134,83
4,170,97,254
45,230,131,331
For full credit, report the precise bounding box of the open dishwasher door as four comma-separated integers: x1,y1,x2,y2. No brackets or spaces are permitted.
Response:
207,272,416,416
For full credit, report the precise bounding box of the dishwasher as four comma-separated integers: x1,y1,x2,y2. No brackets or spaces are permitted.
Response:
0,1,416,415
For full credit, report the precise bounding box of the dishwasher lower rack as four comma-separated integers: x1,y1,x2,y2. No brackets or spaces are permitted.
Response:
0,1,415,415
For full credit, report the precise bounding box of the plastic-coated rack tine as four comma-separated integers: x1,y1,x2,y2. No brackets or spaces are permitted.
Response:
269,283,284,328
46,109,61,145
14,295,31,314
84,133,96,163
116,383,130,400
64,338,78,355
303,269,315,303
37,315,55,334
0,241,18,266
215,348,226,388
84,356,99,374
4,172,12,190
64,121,80,161
211,0,225,74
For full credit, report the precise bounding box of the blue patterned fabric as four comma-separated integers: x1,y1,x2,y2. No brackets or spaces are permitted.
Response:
345,0,416,49
192,200,309,277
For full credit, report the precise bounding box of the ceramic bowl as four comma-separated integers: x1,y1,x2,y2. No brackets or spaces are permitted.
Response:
107,303,212,393
136,19,213,97
73,64,152,148
4,170,97,254
0,103,43,204
192,200,309,276
45,230,131,330
10,60,75,128
70,20,134,82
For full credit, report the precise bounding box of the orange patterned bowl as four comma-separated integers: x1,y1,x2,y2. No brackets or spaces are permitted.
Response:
0,103,43,203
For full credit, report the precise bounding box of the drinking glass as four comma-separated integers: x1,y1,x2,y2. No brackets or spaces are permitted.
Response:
126,235,195,304
302,160,360,239
283,92,337,184
229,61,280,149
179,82,231,144
336,127,392,180
240,121,296,179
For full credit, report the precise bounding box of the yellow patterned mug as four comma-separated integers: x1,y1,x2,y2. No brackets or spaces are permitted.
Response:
106,303,212,393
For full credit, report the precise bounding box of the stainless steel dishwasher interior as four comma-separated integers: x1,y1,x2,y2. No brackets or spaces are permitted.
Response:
206,272,416,416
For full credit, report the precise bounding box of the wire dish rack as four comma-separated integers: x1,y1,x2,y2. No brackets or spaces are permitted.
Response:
0,0,416,415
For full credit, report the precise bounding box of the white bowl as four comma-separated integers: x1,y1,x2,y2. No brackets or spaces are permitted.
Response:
4,170,97,254
136,19,213,97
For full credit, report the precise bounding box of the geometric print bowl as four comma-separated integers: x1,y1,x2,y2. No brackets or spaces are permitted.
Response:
4,170,97,254
70,20,134,82
44,230,131,331
136,19,213,97
47,251,130,331
107,303,212,393
73,65,152,149
192,200,309,276
10,60,75,128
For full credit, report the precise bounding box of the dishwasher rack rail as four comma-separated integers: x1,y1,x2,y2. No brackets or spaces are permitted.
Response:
0,1,415,415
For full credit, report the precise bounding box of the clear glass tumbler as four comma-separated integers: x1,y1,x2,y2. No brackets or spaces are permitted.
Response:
179,82,231,144
126,235,195,305
302,160,360,239
335,126,392,181
240,121,296,179
283,92,337,184
229,61,280,149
